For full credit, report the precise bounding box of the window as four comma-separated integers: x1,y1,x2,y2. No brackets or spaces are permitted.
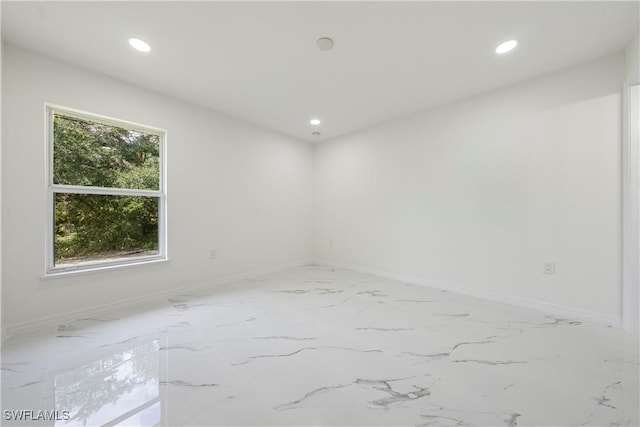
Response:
46,105,166,274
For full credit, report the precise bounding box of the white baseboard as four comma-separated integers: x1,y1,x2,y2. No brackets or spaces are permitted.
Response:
4,258,622,339
317,260,622,328
3,259,313,339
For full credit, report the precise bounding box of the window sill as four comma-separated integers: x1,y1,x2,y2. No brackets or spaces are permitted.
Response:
42,257,169,280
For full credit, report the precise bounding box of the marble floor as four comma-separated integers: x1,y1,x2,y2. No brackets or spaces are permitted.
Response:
1,265,639,426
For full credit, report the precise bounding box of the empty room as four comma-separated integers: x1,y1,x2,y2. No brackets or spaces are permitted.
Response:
1,1,639,426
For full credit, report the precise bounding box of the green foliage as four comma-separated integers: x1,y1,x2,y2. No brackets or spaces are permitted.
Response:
53,114,160,264
53,115,160,189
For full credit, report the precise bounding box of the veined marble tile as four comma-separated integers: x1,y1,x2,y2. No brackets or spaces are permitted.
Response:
2,266,638,426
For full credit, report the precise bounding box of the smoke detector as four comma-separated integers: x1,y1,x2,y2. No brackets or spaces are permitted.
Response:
316,37,334,51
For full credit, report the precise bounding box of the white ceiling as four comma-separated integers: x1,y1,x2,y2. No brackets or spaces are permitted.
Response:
2,1,638,142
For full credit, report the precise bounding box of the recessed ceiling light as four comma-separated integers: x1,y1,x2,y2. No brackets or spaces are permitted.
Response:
316,37,334,51
129,37,151,53
495,39,518,54
310,119,321,126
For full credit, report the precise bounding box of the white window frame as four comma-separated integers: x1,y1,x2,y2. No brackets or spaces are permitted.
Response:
45,104,167,275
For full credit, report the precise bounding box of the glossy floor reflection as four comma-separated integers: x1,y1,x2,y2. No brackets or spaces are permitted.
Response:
2,266,639,426
54,340,161,426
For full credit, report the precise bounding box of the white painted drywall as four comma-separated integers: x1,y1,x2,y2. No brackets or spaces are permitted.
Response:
622,32,640,333
1,44,314,327
625,32,639,82
623,83,639,333
314,54,625,318
0,17,4,339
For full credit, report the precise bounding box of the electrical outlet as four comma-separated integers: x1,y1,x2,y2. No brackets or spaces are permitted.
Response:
329,239,334,247
209,249,218,259
543,261,555,275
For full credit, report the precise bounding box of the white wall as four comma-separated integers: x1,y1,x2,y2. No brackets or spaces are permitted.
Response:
625,32,639,82
314,54,625,318
0,11,4,340
1,44,314,327
623,32,639,333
